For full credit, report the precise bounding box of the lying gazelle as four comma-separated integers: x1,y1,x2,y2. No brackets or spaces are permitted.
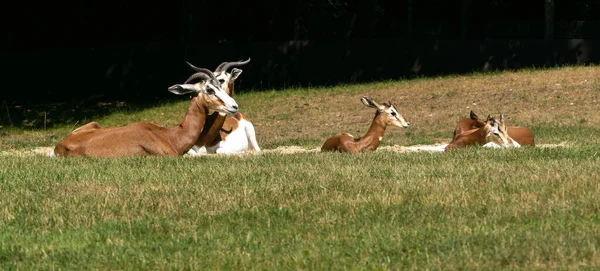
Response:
194,112,261,154
452,110,535,146
186,58,261,155
444,112,521,151
50,68,238,157
321,96,410,152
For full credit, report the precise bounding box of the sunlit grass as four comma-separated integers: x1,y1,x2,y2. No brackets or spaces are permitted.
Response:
1,145,600,269
1,65,600,269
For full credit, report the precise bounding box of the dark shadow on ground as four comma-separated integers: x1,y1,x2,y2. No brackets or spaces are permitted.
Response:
0,96,182,130
4,38,598,129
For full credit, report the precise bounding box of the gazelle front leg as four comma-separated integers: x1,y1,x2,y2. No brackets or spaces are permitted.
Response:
187,145,209,155
215,143,236,154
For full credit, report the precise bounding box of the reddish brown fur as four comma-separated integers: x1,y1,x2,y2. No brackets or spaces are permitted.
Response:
199,112,245,147
217,112,243,141
445,113,518,151
445,125,493,151
193,64,247,149
505,126,535,146
452,111,534,146
321,97,409,153
321,112,389,152
194,112,227,148
54,94,211,157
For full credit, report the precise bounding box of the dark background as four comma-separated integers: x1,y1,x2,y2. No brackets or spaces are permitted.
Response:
1,0,599,127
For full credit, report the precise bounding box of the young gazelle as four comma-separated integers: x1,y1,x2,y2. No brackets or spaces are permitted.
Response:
452,110,535,146
321,96,410,152
445,113,521,151
186,59,261,155
50,68,238,157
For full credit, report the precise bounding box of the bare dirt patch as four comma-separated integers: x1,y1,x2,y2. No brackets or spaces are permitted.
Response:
250,142,569,155
0,147,54,157
4,143,570,157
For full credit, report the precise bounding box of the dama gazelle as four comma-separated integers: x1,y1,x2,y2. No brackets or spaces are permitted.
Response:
445,112,521,151
452,110,535,146
321,96,410,152
50,68,238,157
186,59,261,155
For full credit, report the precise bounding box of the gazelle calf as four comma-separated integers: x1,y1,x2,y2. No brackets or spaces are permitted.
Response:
50,68,238,157
186,59,261,155
452,110,535,146
445,113,521,151
321,96,410,153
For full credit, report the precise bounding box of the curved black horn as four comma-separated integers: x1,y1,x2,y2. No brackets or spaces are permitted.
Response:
186,61,203,71
215,58,251,73
185,62,218,81
184,72,211,84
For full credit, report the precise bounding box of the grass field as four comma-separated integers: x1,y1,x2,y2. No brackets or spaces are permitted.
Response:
1,66,599,269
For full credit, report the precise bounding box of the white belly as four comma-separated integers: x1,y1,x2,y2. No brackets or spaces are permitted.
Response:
188,119,260,155
214,119,252,154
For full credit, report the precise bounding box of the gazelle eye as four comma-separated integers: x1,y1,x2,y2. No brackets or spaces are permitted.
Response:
206,86,215,94
391,112,397,116
219,79,225,84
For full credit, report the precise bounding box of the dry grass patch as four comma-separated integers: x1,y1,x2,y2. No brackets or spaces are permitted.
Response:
1,66,598,151
240,66,599,148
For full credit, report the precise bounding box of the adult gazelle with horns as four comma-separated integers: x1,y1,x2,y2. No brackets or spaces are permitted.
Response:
50,68,238,157
186,58,262,155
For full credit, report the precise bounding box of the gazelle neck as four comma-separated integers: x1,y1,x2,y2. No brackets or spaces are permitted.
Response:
359,114,388,150
476,127,492,145
195,112,227,147
228,82,235,97
194,80,233,146
169,96,208,155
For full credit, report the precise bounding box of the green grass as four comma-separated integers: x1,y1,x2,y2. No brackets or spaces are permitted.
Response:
1,65,600,269
1,146,599,269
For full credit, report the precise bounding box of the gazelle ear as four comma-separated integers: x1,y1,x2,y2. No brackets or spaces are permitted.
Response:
470,110,480,121
230,68,243,81
360,96,374,107
499,112,505,122
361,96,385,111
168,84,199,95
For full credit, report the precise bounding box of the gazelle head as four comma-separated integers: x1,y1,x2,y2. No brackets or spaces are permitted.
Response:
168,67,238,115
361,96,410,128
481,113,520,148
186,58,251,97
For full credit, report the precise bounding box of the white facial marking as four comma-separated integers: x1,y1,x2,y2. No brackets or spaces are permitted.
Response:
484,119,521,149
207,82,238,113
487,122,508,144
215,73,228,86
